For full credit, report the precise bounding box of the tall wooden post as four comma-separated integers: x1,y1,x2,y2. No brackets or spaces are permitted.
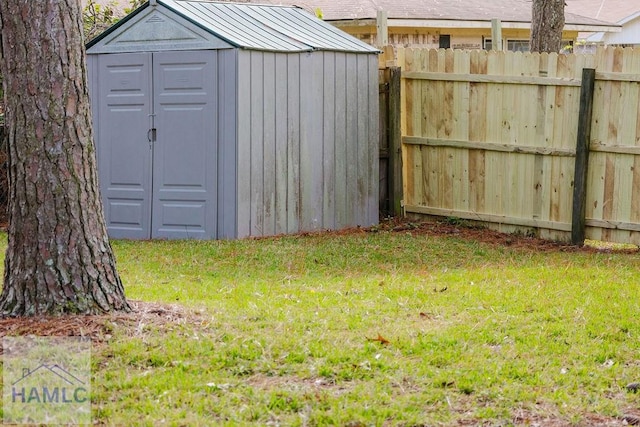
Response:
571,68,596,245
388,66,402,216
376,11,388,48
491,19,503,51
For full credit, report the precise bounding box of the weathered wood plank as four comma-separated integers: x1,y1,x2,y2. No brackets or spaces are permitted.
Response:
388,66,403,216
403,136,575,156
367,55,380,225
404,204,572,232
402,71,582,86
571,68,596,245
590,143,640,155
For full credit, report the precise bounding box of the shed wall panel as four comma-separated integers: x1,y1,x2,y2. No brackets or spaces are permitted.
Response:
236,52,252,238
217,49,238,239
345,54,359,226
323,52,337,230
300,53,325,231
274,53,289,235
356,54,370,226
263,53,277,236
333,53,349,229
286,55,301,234
236,51,379,237
250,52,265,236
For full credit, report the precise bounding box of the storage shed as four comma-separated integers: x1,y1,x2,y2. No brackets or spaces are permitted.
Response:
86,0,380,239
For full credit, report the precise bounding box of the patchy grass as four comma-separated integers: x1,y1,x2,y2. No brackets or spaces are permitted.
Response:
2,223,640,425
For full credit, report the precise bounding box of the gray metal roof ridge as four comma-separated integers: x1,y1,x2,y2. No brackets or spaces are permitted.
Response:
168,1,312,51
161,0,379,52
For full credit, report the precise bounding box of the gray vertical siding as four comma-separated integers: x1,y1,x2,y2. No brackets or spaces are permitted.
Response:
274,53,289,234
345,53,359,226
334,52,348,229
236,50,379,238
286,54,301,235
299,52,325,231
322,51,337,231
216,48,238,239
236,51,252,238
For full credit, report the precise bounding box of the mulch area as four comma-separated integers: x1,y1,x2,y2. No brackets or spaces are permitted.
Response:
357,217,638,253
0,300,205,351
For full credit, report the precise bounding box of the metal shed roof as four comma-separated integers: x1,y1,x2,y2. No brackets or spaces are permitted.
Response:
87,0,379,53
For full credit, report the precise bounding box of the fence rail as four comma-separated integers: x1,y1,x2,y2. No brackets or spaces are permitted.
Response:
382,46,640,245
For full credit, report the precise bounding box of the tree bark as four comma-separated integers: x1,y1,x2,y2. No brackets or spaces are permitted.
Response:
530,0,565,53
0,0,130,316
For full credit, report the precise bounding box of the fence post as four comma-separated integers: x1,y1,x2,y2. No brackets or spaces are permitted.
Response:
388,66,403,216
571,68,596,246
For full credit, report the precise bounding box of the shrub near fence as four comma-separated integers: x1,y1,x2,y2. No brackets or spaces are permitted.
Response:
384,46,640,245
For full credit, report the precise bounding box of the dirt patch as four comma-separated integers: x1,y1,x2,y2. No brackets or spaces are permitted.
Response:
245,373,352,395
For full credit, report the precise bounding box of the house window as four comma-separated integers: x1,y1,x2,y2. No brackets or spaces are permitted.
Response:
439,34,451,49
484,39,574,53
484,38,528,51
507,40,530,52
484,38,502,50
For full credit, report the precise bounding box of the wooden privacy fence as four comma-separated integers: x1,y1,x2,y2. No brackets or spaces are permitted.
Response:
380,46,640,245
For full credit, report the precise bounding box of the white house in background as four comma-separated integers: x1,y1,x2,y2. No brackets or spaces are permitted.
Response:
565,0,640,48
585,11,640,47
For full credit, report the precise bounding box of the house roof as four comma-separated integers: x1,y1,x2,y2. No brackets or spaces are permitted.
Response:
565,0,640,25
255,0,620,32
86,0,379,53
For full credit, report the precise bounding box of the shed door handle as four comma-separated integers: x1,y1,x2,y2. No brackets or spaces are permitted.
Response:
147,128,156,147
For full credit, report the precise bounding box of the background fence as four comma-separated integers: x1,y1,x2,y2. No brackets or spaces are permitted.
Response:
380,46,640,245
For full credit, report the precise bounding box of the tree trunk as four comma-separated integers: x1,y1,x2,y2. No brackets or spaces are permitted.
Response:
0,0,130,316
530,0,565,53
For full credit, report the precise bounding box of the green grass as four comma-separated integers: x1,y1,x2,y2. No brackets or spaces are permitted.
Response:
3,227,640,425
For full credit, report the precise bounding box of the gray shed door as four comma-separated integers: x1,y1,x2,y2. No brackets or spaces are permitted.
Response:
96,50,218,239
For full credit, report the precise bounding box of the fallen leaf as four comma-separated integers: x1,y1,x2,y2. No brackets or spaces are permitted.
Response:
368,333,390,345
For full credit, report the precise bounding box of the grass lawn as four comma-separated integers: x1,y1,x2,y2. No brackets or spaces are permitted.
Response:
1,221,640,425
